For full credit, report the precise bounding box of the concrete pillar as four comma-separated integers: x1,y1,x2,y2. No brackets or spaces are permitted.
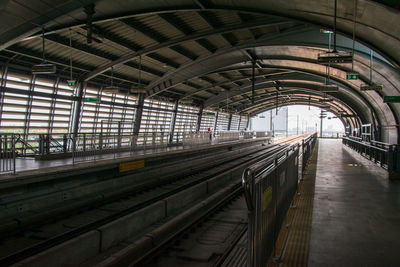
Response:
227,114,232,131
72,81,85,137
196,105,203,132
169,100,179,143
133,94,145,135
214,112,219,131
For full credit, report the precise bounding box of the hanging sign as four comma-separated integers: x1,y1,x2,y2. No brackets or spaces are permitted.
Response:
67,80,76,87
346,73,359,80
384,96,400,103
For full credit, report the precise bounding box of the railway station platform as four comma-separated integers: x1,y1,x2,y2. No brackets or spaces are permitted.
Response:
1,135,400,266
278,138,400,267
0,136,274,181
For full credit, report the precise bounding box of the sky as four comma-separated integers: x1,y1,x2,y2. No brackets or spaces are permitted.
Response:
251,105,345,134
288,105,344,133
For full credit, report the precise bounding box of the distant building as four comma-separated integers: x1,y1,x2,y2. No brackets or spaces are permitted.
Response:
250,107,288,135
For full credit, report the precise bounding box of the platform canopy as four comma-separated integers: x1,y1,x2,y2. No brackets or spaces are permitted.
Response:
0,0,399,142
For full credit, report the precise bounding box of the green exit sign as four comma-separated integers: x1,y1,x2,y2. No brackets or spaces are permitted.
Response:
346,73,359,80
384,96,400,103
82,97,100,103
67,80,76,87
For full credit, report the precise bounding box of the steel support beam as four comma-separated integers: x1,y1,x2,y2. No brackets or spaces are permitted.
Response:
196,104,204,132
133,94,145,135
227,114,233,130
169,100,179,143
83,18,290,81
72,81,85,137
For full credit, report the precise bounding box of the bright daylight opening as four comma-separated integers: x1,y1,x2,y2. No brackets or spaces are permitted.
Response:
250,105,345,138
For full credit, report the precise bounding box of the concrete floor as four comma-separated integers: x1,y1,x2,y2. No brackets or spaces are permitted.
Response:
308,139,400,267
0,138,267,180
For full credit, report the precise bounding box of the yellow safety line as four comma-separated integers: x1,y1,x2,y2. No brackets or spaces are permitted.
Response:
269,141,319,267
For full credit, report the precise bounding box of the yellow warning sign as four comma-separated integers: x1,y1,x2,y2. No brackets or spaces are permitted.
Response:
262,186,273,212
119,160,145,173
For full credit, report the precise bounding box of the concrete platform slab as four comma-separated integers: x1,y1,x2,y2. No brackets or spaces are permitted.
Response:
308,139,400,267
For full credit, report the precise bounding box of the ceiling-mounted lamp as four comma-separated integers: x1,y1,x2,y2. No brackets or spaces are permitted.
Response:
320,104,331,110
103,67,119,93
67,29,76,87
130,55,146,94
103,87,119,93
319,84,339,92
341,114,356,118
32,64,56,74
32,27,56,74
320,29,333,34
318,0,353,65
360,84,383,91
179,99,193,104
319,98,334,102
360,49,383,91
318,52,353,64
130,87,146,94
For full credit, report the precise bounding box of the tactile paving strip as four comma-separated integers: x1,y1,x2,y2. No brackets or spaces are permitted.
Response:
277,141,319,267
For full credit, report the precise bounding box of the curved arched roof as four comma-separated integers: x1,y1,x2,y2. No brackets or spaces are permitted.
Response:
0,0,399,142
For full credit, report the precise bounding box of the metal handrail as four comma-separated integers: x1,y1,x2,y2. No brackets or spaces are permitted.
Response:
342,136,396,171
0,134,16,174
242,142,301,267
242,133,316,267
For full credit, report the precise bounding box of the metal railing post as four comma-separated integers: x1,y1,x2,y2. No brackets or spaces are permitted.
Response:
45,134,50,154
242,168,254,267
83,133,86,152
12,134,16,174
38,134,43,155
63,134,67,153
388,145,394,172
72,137,76,165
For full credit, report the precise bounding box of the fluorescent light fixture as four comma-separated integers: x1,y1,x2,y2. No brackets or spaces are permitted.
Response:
319,84,339,92
318,52,353,64
320,29,333,34
130,87,147,94
179,99,193,104
103,86,119,93
360,84,383,91
341,114,356,118
32,63,56,74
319,98,333,102
320,104,331,109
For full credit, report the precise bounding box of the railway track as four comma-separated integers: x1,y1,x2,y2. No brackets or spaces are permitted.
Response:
132,189,248,267
0,141,290,266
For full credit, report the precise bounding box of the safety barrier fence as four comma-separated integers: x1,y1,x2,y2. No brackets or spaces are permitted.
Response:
0,134,16,174
71,132,169,164
320,132,343,139
243,132,254,139
178,131,271,147
242,133,317,266
217,131,241,143
182,132,211,147
1,131,271,157
342,136,400,173
0,131,270,172
242,144,299,267
255,131,267,138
